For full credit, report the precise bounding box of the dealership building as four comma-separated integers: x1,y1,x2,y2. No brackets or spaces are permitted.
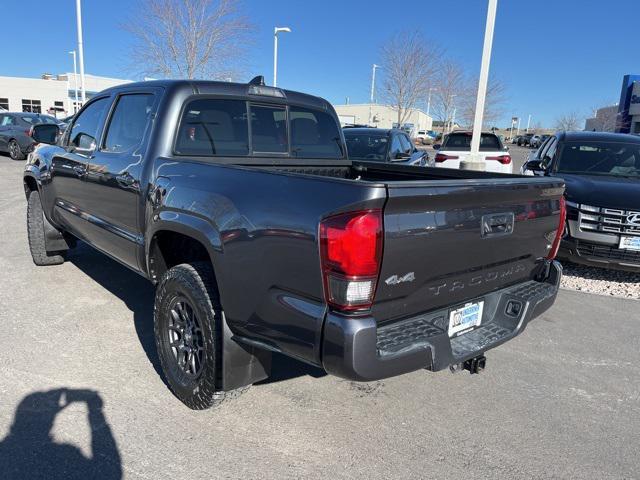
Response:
0,73,131,118
332,103,433,133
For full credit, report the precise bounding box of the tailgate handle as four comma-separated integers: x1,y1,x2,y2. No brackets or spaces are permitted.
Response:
481,212,514,238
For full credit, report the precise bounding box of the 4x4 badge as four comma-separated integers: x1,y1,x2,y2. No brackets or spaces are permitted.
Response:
385,272,415,286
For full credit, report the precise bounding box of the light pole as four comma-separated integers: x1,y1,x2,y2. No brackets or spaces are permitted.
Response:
526,114,532,132
368,64,381,126
466,0,498,171
68,50,79,113
75,0,86,103
427,87,437,116
273,27,291,87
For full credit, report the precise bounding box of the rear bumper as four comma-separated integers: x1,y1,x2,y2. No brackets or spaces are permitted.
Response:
559,237,640,272
321,261,562,382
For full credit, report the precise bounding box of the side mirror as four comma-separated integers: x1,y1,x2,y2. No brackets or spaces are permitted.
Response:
31,124,59,145
525,159,545,173
71,133,97,157
433,144,441,150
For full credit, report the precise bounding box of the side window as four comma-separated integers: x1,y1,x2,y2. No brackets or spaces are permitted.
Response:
289,106,342,159
250,104,287,154
175,99,249,157
537,137,552,159
390,134,403,158
399,134,413,154
1,115,16,126
543,139,558,168
103,94,154,153
68,97,110,151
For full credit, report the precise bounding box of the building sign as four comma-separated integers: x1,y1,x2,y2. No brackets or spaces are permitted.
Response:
629,82,640,116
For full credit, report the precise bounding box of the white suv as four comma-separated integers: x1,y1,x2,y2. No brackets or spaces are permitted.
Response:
434,131,513,174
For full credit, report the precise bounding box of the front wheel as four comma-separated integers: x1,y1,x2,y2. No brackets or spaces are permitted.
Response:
154,262,249,409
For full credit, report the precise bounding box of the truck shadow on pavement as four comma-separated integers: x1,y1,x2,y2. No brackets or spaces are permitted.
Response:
0,388,122,480
67,242,327,387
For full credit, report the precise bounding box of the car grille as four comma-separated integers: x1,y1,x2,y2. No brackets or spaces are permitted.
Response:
577,205,640,236
576,240,640,263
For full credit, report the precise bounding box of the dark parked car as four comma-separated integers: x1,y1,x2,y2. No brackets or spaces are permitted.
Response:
530,134,550,149
518,133,534,147
343,128,429,166
0,112,59,159
522,131,640,271
24,77,564,410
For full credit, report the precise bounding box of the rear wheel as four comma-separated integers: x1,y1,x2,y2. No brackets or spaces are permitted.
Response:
9,140,25,160
27,191,65,266
154,262,249,409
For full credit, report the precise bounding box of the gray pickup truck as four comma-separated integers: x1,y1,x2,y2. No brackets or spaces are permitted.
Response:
24,77,565,410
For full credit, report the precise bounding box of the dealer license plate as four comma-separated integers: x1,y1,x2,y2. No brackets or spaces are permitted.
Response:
448,301,484,337
619,236,640,251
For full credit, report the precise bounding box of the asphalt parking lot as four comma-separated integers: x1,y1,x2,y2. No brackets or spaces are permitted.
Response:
0,155,639,479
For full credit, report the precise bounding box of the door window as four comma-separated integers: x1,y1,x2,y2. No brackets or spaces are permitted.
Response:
543,138,558,168
103,94,154,153
398,134,413,154
1,115,16,126
68,97,110,152
250,104,287,154
390,134,403,158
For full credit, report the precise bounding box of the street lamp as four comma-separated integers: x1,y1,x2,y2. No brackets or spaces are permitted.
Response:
75,0,86,103
68,51,79,113
273,27,291,87
368,64,381,125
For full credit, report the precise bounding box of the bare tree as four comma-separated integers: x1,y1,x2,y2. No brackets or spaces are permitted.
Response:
124,0,253,80
459,77,507,129
555,111,582,131
379,32,442,126
430,60,466,133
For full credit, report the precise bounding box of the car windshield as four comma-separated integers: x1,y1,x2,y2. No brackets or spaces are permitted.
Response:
21,115,58,125
442,132,502,151
557,141,640,177
343,133,389,161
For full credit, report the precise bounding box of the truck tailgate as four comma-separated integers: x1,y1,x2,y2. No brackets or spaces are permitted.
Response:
373,177,565,323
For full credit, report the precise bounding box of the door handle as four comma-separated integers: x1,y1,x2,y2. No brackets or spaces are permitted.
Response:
72,164,86,176
116,173,135,187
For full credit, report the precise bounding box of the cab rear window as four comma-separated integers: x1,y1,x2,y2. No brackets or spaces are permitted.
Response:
175,99,249,156
175,98,343,159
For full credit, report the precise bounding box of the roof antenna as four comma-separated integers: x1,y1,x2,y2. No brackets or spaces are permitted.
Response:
248,75,265,86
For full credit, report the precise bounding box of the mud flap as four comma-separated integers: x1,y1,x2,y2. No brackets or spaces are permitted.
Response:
221,316,271,391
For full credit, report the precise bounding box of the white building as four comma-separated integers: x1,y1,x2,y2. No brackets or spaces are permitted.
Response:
0,73,132,118
333,103,433,134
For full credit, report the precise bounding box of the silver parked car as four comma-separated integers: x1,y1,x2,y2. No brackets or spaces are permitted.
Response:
0,112,59,160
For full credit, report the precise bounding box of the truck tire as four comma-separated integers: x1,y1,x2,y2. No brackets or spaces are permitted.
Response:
154,262,249,409
27,191,65,266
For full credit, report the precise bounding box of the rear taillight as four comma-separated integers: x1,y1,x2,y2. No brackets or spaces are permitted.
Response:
546,196,566,260
486,154,511,165
434,153,459,163
319,210,383,312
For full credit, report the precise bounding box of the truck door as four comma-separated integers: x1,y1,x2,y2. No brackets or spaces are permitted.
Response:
48,96,111,241
81,91,158,269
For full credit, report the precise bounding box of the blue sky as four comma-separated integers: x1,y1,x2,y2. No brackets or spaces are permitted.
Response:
2,0,638,127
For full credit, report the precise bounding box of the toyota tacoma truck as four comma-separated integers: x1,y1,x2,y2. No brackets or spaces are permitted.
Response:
23,77,565,410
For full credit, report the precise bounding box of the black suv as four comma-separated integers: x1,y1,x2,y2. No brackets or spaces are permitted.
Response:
522,131,640,272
